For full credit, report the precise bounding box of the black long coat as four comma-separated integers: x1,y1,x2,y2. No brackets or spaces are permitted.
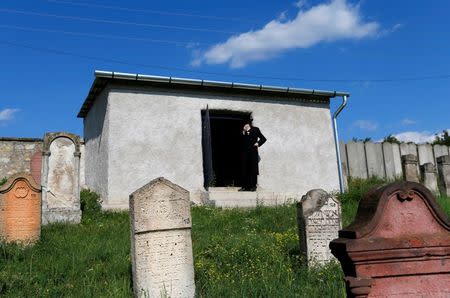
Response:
241,126,267,175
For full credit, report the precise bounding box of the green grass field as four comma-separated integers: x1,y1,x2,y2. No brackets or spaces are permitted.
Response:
1,180,449,297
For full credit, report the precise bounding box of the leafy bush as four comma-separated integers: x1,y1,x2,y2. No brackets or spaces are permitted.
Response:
337,177,388,204
337,177,389,227
433,129,450,146
80,189,102,216
383,134,401,144
0,177,6,187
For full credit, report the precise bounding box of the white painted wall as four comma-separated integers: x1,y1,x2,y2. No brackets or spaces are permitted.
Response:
88,85,339,209
83,88,110,202
79,142,86,188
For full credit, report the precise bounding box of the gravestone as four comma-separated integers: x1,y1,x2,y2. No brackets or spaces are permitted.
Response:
401,154,419,183
130,177,195,298
420,163,439,195
347,141,368,179
41,132,82,224
297,189,341,266
382,142,402,180
437,156,450,197
330,182,450,297
365,142,385,178
0,173,41,245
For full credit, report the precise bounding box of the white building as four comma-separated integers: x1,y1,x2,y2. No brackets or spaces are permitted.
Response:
78,70,349,209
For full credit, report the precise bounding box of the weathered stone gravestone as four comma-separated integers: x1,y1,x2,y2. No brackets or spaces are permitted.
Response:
420,162,439,195
41,132,82,224
437,155,450,197
401,154,419,183
130,177,195,298
297,189,341,266
0,173,41,245
330,182,450,297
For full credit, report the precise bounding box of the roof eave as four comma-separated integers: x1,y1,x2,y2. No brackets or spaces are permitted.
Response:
77,70,350,118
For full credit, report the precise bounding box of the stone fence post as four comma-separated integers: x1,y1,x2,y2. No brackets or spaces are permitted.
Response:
437,156,450,197
420,163,439,195
401,154,419,183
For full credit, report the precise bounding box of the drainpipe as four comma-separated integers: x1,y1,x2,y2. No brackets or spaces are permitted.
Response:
332,95,348,194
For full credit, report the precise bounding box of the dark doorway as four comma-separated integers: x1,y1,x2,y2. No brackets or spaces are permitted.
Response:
201,109,252,188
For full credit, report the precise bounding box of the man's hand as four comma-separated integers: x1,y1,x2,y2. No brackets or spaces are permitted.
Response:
254,143,259,147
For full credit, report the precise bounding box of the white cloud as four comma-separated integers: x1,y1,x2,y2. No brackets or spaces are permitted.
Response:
391,23,403,32
401,118,416,125
193,0,380,68
388,129,450,144
277,10,288,22
0,108,19,121
294,0,308,9
393,131,436,144
377,23,404,37
353,120,378,131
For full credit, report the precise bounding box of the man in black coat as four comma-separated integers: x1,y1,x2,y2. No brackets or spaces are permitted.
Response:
239,121,267,191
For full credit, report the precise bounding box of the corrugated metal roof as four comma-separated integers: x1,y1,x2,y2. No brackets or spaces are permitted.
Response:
77,70,350,118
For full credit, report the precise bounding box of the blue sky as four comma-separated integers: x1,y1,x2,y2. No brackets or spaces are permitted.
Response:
0,0,449,142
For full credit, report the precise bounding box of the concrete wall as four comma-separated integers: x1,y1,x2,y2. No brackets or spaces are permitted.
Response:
0,138,43,180
365,142,385,178
86,85,340,209
0,135,85,189
346,141,367,179
382,142,402,180
341,141,450,182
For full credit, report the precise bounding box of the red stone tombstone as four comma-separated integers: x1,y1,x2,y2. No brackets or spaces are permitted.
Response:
0,173,41,245
330,181,450,297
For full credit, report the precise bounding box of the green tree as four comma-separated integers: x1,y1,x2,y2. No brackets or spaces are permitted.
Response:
433,130,450,146
352,137,372,143
383,134,401,144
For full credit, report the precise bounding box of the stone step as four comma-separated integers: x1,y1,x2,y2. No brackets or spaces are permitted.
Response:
209,190,258,201
208,189,299,208
208,187,241,192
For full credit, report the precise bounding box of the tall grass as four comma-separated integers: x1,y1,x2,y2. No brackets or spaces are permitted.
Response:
0,211,132,297
337,177,390,227
437,196,450,215
192,205,345,297
1,179,449,297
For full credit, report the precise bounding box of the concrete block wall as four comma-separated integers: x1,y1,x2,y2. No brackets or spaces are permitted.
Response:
365,142,385,178
346,141,368,179
0,136,86,189
341,141,450,186
382,142,402,180
0,138,43,181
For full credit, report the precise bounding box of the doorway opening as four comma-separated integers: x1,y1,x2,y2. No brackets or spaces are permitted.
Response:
201,109,252,188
